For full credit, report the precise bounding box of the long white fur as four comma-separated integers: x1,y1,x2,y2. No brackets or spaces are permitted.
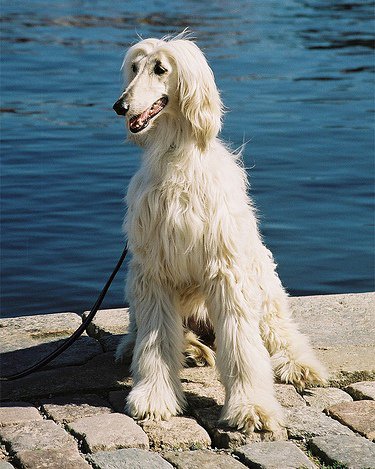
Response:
115,35,327,433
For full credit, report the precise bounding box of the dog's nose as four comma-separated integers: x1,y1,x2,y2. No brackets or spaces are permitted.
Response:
113,98,129,116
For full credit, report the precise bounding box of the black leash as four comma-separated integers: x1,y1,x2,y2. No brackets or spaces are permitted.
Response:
1,243,128,381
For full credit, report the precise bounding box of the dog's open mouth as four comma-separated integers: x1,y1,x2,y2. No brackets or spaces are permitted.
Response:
128,96,168,133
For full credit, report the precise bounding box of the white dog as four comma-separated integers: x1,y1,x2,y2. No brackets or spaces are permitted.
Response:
113,34,327,434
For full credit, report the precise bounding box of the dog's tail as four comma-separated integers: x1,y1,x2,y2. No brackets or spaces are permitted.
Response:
184,330,215,367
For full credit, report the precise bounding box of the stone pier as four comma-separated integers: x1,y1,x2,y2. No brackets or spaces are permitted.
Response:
1,292,374,468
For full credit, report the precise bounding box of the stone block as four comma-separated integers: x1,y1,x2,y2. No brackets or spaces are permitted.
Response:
183,381,225,408
191,405,287,449
289,293,375,348
67,413,149,453
289,293,375,384
1,337,103,377
0,462,14,469
82,308,130,337
87,448,172,469
326,400,375,440
274,384,306,408
184,382,305,411
345,380,375,400
0,313,102,374
141,416,211,450
0,403,42,427
309,434,375,469
235,441,316,468
82,308,129,352
0,313,82,352
41,394,112,424
16,448,90,469
1,352,131,401
163,450,247,469
303,387,352,411
285,407,355,440
180,365,220,386
0,420,76,453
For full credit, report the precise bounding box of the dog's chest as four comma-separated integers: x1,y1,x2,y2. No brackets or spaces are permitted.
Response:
126,173,206,263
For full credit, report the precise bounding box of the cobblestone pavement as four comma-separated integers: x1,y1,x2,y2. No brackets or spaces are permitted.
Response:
1,293,374,468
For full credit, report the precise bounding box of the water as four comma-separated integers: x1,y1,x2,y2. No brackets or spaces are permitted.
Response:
1,1,374,318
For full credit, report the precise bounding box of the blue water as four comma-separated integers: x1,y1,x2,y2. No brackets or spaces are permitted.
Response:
1,1,374,318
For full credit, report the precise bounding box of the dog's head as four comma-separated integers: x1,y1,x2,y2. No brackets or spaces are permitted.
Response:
113,36,223,150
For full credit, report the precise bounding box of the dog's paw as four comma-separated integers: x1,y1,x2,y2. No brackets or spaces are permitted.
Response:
272,351,328,391
125,385,184,422
220,398,284,434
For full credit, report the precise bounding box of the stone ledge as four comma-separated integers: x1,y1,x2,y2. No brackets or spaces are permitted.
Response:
0,312,103,375
1,292,374,468
289,292,375,384
82,308,129,352
0,352,131,402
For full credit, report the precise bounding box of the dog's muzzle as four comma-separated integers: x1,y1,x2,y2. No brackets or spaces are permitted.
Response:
113,98,130,116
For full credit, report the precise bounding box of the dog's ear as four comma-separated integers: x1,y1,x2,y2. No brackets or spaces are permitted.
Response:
172,41,223,150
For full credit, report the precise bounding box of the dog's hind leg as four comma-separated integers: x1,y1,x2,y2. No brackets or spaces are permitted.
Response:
257,248,328,391
124,268,186,421
206,273,283,434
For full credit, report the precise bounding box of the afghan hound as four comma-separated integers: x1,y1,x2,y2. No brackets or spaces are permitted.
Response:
113,34,327,434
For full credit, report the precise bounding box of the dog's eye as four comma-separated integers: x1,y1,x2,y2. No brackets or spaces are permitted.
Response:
131,63,138,74
154,63,167,75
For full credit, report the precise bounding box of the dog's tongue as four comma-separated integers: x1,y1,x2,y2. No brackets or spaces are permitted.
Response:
129,109,150,132
128,97,168,133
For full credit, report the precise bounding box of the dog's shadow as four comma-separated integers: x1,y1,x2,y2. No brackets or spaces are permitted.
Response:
0,334,132,402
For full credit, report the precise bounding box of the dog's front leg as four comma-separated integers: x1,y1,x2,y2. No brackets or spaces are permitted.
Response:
206,274,283,434
125,280,186,422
